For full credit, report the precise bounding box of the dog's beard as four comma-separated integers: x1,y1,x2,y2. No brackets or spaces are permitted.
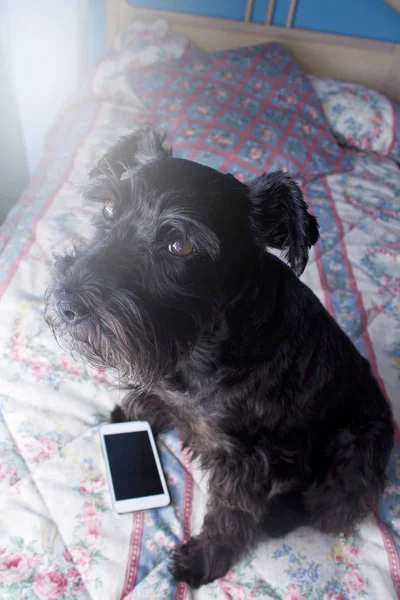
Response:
45,288,155,384
45,282,215,388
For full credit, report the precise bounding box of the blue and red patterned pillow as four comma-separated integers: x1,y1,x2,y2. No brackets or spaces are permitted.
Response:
129,42,351,181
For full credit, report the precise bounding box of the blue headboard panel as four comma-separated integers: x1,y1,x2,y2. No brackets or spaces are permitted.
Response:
291,0,400,42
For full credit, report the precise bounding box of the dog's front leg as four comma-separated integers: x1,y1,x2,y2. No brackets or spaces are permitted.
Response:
111,390,175,435
171,458,268,588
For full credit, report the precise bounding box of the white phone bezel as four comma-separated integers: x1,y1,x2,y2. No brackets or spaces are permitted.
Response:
99,420,170,513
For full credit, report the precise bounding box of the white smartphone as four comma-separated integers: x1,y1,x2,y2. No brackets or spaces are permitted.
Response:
99,421,170,513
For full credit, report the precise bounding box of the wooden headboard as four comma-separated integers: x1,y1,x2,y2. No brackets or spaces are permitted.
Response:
383,0,400,13
106,1,400,102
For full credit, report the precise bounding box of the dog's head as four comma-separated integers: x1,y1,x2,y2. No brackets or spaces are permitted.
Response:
45,127,318,385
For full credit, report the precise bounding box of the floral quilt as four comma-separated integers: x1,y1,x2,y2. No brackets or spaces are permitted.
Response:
0,19,400,600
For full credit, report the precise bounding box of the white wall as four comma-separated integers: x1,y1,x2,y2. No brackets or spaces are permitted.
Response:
4,0,81,173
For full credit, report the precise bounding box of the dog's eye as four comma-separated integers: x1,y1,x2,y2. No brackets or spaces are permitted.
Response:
103,201,115,220
168,239,194,256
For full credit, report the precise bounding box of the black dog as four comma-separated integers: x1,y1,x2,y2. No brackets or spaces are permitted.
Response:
45,127,394,588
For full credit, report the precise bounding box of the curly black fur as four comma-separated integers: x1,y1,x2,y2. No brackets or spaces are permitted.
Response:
45,127,394,588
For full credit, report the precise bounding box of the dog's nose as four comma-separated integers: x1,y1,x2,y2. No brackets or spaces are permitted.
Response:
57,293,87,324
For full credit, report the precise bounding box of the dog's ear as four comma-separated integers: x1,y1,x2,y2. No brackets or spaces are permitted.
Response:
89,126,172,178
248,172,319,276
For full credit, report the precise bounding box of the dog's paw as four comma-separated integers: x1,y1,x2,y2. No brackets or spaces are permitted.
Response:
110,405,128,423
171,537,232,588
171,538,209,588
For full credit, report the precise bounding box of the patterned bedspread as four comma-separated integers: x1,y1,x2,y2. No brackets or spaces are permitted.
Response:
1,29,400,600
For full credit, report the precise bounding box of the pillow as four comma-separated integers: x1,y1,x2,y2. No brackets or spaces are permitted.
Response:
91,19,189,105
311,76,400,163
129,42,352,181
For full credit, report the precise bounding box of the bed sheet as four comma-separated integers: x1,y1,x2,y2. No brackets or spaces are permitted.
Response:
1,98,400,600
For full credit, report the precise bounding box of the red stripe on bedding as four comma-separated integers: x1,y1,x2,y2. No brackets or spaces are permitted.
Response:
121,511,145,600
0,104,102,301
376,509,400,597
324,177,400,598
174,446,194,600
387,100,398,158
323,177,400,441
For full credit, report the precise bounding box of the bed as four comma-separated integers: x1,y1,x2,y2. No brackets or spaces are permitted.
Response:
0,3,400,599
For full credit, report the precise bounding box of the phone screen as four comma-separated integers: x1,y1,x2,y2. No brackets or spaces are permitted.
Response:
103,431,164,501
